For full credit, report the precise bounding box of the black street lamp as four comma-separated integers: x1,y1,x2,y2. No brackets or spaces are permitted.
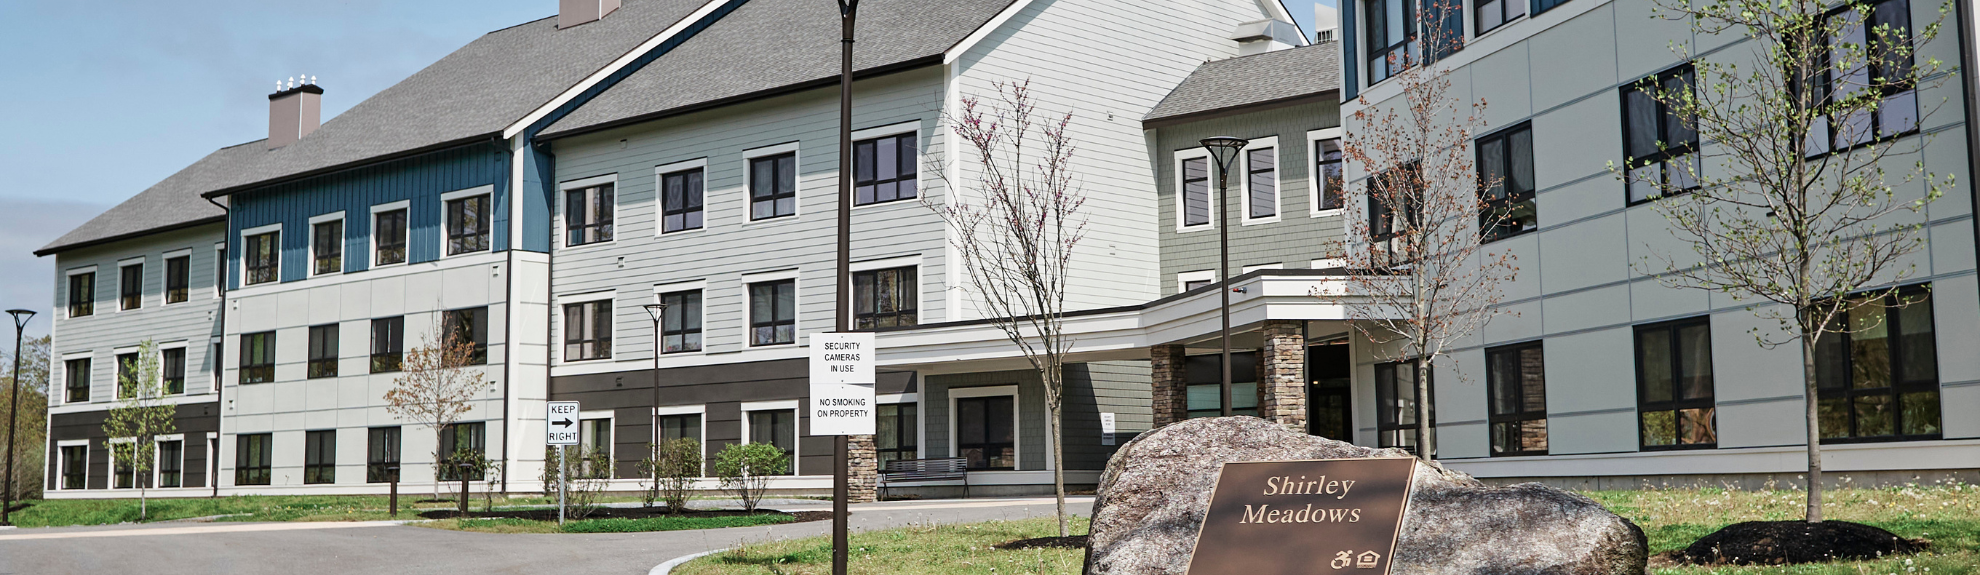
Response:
2,308,34,526
642,303,668,479
830,2,859,575
1200,137,1248,418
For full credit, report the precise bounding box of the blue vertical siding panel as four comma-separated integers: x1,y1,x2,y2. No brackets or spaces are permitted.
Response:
1343,0,1360,100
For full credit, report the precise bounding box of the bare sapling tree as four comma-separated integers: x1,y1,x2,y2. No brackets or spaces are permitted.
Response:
103,340,175,521
1623,0,1950,523
384,331,492,497
926,79,1087,537
1338,0,1519,462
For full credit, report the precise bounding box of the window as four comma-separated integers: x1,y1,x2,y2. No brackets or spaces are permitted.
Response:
371,317,405,373
1184,279,1214,292
1315,139,1345,211
956,396,1015,470
1245,147,1277,219
367,427,401,483
1375,360,1435,455
116,352,138,399
749,153,798,220
1486,342,1548,456
1364,0,1416,84
245,231,279,285
165,255,190,304
1536,0,1571,13
565,183,615,246
312,219,342,275
1180,156,1211,227
660,169,705,233
749,280,796,346
438,422,486,481
659,414,702,443
877,403,918,468
853,267,917,329
209,342,223,392
64,358,90,402
1185,353,1259,418
660,291,702,353
157,439,183,488
1809,0,1919,155
581,418,612,478
1636,318,1718,450
443,307,489,365
120,263,143,310
60,445,87,490
746,410,796,475
1477,0,1527,34
67,272,94,317
240,332,275,384
446,194,491,255
374,209,408,266
1367,164,1422,267
855,133,918,205
236,433,272,486
308,324,339,379
563,300,613,361
1477,123,1537,242
1622,65,1700,204
214,246,227,294
1816,285,1940,442
304,430,335,484
162,347,186,395
113,442,134,489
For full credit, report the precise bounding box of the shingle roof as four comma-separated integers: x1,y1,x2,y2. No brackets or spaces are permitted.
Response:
1143,41,1341,126
40,0,711,255
539,0,1017,139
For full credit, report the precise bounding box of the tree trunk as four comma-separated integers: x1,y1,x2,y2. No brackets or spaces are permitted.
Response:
1413,355,1432,461
1801,328,1824,523
1049,394,1068,538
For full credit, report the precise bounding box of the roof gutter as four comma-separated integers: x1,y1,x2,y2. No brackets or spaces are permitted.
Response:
535,56,942,142
33,215,228,257
199,133,505,200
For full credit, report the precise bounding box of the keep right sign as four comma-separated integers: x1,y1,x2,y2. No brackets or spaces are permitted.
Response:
546,401,580,446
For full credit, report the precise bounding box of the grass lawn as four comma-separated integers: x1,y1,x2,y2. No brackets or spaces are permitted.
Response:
677,517,1090,575
417,513,797,534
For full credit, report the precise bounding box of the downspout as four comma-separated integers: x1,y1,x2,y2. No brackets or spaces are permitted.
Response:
202,194,229,498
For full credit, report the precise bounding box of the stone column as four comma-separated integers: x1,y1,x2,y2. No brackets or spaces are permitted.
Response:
1150,344,1188,426
1257,320,1307,429
849,434,878,503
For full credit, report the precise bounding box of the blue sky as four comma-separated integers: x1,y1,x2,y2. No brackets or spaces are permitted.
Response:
0,0,1332,337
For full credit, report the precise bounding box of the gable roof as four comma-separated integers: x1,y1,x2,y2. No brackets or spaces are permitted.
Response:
40,0,714,256
538,0,1017,140
1143,41,1341,128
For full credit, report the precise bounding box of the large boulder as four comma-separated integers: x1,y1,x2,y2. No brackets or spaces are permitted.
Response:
1083,417,1646,575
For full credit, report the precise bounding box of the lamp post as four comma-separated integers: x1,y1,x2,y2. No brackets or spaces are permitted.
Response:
2,308,34,526
830,2,860,575
641,303,668,485
1199,137,1248,418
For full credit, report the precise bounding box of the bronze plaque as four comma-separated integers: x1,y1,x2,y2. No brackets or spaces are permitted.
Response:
1185,458,1418,575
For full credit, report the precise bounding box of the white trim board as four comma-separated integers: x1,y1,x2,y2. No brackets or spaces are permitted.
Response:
947,384,1020,471
1173,147,1216,233
502,0,735,139
1237,136,1283,226
557,173,620,251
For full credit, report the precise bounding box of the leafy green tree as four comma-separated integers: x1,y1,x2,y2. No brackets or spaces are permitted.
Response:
712,442,787,513
2,336,49,502
102,340,174,521
640,438,701,513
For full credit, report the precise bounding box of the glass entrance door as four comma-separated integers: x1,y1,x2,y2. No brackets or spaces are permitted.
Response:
1308,340,1353,441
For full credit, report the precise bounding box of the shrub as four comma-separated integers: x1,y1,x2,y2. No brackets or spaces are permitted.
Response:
712,443,789,512
540,446,609,519
656,439,702,513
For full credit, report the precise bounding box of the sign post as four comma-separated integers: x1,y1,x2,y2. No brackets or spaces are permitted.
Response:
810,332,875,575
547,401,580,526
1185,458,1418,575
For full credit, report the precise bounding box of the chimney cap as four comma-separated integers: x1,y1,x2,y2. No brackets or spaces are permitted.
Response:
269,84,325,100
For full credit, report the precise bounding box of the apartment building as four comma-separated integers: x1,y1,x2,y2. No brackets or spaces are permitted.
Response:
1336,0,1980,485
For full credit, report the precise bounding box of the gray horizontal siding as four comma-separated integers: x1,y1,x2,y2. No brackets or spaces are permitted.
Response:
1062,360,1153,471
52,224,227,406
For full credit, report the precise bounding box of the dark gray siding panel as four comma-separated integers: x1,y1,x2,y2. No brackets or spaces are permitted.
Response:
1061,361,1153,471
48,403,220,490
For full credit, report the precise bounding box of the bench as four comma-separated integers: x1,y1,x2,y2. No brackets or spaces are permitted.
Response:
879,457,969,499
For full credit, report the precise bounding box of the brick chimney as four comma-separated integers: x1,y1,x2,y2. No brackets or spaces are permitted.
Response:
559,0,621,28
267,77,322,150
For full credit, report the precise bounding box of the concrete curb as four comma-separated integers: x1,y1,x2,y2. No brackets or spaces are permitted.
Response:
649,548,729,575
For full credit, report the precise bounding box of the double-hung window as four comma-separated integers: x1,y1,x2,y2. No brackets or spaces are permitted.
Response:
165,255,190,304
855,133,918,205
244,231,279,285
565,183,614,246
1374,360,1434,455
564,300,613,361
659,413,702,443
1180,156,1211,228
1477,0,1527,34
236,433,272,486
749,153,798,220
1477,123,1537,242
374,209,408,266
1623,65,1700,204
660,169,705,233
119,263,142,310
1809,0,1919,154
1816,285,1940,442
748,280,796,346
439,422,486,481
1485,342,1548,456
367,427,401,483
580,418,612,478
60,445,87,490
157,439,183,488
1315,138,1345,211
307,324,338,379
370,317,404,373
1364,0,1417,85
1245,146,1277,219
161,347,186,395
443,307,489,365
446,194,491,255
304,430,335,484
852,267,917,329
312,219,342,275
746,409,796,475
240,332,275,384
64,358,89,402
113,441,135,489
67,272,94,317
116,352,139,399
659,291,702,353
1636,317,1718,450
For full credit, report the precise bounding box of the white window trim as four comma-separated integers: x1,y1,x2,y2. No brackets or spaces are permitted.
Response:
369,200,413,270
556,291,617,364
115,257,145,312
158,341,189,396
578,410,615,461
851,120,920,141
65,265,98,319
307,211,347,277
59,353,90,405
1177,270,1215,294
160,249,193,306
153,434,186,489
106,436,136,490
654,405,709,473
1308,128,1345,216
877,393,917,404
1242,263,1284,274
1175,147,1215,233
1312,258,1347,270
741,141,803,224
742,269,801,348
654,158,710,237
849,121,924,211
948,385,1020,470
239,223,282,287
740,402,801,471
55,439,88,490
558,174,619,250
653,280,708,356
847,257,923,329
439,185,497,259
212,242,228,298
1238,136,1282,226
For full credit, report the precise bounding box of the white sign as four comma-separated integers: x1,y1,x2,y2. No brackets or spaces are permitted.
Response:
547,401,580,446
809,332,875,384
1100,412,1117,446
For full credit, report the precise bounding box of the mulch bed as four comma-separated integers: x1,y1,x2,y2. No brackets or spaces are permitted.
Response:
1674,521,1926,565
996,535,1089,550
420,506,832,523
